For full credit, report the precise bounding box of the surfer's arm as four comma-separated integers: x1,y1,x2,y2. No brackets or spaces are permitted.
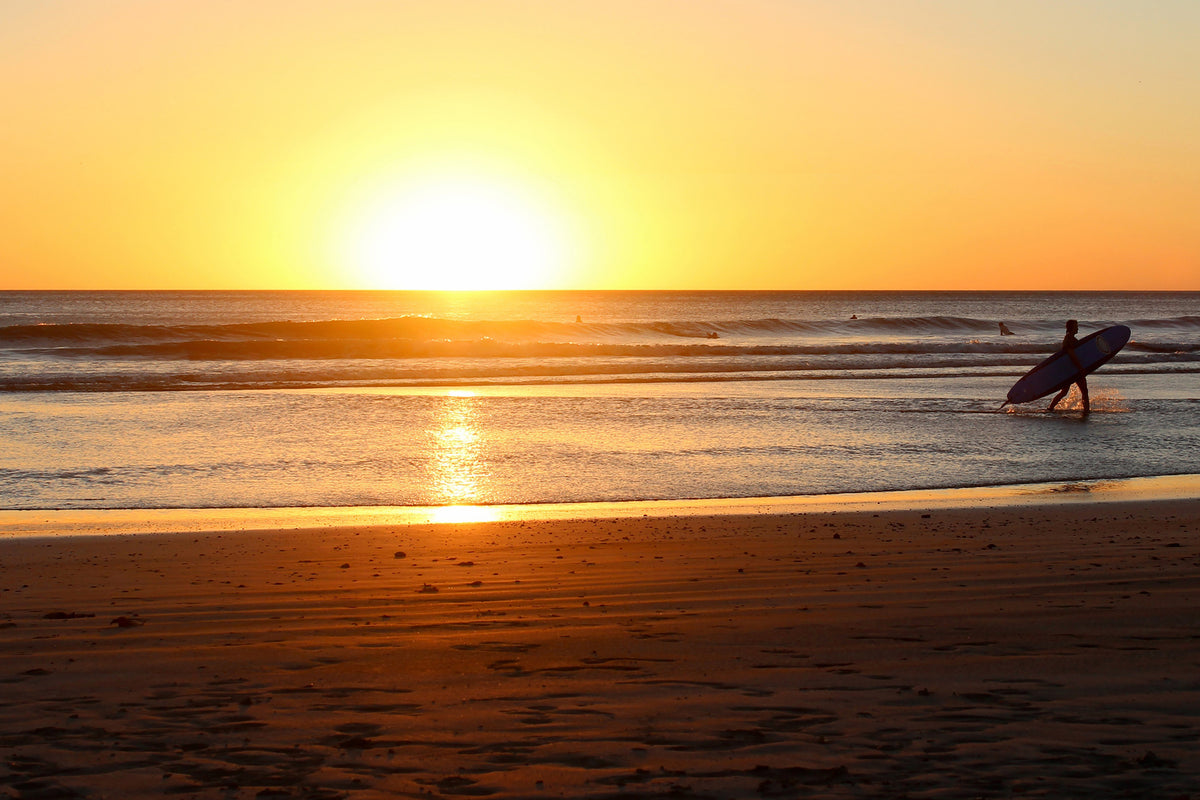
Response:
1062,335,1083,371
1064,346,1082,370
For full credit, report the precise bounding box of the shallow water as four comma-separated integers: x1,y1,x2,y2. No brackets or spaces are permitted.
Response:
1,374,1196,510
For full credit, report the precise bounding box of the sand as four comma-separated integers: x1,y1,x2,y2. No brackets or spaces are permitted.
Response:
1,500,1197,799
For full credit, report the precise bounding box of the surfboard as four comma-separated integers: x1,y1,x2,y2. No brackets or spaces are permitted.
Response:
1002,325,1130,407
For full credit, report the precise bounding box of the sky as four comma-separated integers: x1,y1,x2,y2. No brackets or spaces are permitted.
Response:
3,0,1198,290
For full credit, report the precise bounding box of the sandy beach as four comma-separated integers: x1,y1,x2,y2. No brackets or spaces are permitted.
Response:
2,499,1198,799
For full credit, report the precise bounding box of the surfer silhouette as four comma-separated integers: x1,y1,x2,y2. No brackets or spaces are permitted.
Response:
1046,319,1090,413
998,322,1014,335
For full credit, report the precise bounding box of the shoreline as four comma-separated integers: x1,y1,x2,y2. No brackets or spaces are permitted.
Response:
2,472,1197,538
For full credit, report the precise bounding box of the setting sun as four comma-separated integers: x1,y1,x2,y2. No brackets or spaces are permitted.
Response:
5,2,1198,289
339,174,575,290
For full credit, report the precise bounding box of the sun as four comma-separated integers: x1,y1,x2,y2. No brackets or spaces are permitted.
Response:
341,173,573,290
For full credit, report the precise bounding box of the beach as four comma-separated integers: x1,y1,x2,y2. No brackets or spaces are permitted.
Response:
3,498,1198,799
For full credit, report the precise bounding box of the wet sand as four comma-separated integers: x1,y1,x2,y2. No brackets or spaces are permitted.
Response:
1,500,1198,798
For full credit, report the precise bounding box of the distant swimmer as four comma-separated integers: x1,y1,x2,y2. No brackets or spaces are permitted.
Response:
575,315,582,323
1046,319,1090,414
707,331,719,339
999,322,1015,336
850,314,857,320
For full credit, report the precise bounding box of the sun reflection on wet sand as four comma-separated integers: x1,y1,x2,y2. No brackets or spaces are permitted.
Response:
429,505,501,524
430,393,488,506
2,474,1198,537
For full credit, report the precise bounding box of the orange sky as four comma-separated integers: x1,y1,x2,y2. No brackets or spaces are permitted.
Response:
3,0,1198,290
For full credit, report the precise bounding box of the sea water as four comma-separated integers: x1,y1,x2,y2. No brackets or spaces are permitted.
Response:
1,291,1197,511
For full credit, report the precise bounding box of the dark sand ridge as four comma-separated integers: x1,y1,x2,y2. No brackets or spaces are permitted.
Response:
1,500,1198,798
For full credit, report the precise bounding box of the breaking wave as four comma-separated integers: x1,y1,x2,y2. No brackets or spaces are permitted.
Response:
2,311,1196,392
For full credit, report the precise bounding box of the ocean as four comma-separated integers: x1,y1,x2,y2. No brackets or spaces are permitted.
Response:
1,290,1197,512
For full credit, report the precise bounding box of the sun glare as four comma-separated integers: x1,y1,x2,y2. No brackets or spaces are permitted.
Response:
342,175,572,290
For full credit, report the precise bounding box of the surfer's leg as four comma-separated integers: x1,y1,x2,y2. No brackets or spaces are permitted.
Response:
1079,377,1089,413
1047,386,1069,411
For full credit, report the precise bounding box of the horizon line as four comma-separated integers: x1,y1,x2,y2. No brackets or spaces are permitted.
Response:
3,287,1198,294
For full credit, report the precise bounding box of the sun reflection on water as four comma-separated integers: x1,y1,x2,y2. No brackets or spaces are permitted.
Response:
430,393,489,506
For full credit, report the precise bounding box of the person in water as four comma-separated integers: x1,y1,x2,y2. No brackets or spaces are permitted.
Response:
998,322,1014,335
1046,319,1090,413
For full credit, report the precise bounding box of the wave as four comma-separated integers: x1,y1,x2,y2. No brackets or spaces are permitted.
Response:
2,353,1195,393
0,316,882,347
5,313,1198,350
7,332,1197,365
1127,315,1200,329
3,311,1195,392
20,338,1106,361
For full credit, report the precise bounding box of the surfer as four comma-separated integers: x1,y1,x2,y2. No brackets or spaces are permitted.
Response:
998,322,1014,336
1046,319,1090,413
